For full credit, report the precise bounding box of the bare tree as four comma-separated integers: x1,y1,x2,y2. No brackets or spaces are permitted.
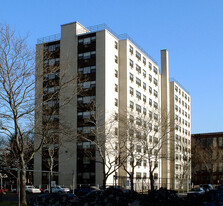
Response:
177,150,191,190
119,107,174,192
118,111,145,192
192,137,222,184
77,106,125,189
0,24,40,204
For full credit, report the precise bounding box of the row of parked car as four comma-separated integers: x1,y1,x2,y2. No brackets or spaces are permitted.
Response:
11,185,71,194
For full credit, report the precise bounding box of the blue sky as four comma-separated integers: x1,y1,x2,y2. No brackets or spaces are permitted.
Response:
1,0,222,134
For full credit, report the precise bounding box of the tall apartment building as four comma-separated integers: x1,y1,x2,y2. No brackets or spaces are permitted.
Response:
34,21,191,190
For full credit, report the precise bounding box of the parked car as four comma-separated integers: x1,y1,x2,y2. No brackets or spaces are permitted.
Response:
74,186,100,197
11,188,16,193
26,185,41,194
61,186,70,193
200,184,213,192
187,187,205,198
44,186,68,193
80,190,104,205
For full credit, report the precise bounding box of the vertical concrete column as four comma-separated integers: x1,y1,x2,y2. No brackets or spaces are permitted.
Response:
34,44,44,187
59,21,88,188
161,49,171,189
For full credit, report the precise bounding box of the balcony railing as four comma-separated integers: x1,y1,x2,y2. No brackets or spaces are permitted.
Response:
37,23,158,65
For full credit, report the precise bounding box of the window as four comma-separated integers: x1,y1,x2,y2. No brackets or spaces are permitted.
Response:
136,77,141,86
136,104,141,113
115,55,118,63
154,113,158,120
175,95,178,101
136,131,141,139
115,70,118,78
115,98,118,106
78,36,96,45
129,59,133,67
115,84,118,92
136,160,141,167
78,51,96,60
130,87,134,95
154,137,158,143
149,136,153,143
45,43,60,52
149,62,152,70
79,65,96,74
143,69,146,78
149,74,152,82
136,118,142,126
136,51,141,60
130,73,134,81
143,57,146,65
143,95,146,103
136,145,141,153
149,86,152,94
78,81,96,89
149,98,152,106
154,90,158,97
136,91,141,99
175,85,178,92
149,111,152,118
149,123,152,130
115,127,118,135
154,101,158,109
115,41,118,49
175,115,178,121
130,101,134,109
136,64,141,73
130,115,134,123
136,172,141,179
77,96,95,104
153,66,158,74
154,125,158,132
143,161,147,167
143,82,146,90
83,172,90,179
115,113,118,121
83,157,90,164
143,108,147,115
129,45,133,54
154,78,158,86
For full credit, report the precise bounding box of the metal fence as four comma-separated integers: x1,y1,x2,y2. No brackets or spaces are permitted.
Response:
112,175,191,193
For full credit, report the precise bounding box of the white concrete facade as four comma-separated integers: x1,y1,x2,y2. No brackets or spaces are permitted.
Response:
34,21,191,190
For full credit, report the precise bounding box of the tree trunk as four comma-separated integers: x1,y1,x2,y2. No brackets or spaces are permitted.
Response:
130,173,134,192
150,171,154,192
102,161,106,189
20,164,27,205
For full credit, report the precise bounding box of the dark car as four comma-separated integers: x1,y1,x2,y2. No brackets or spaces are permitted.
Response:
74,186,99,197
81,190,104,205
200,184,213,192
187,187,205,198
